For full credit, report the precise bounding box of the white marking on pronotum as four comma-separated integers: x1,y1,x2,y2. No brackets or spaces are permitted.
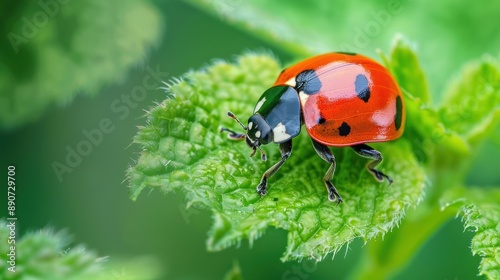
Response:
299,91,309,104
254,97,266,113
285,77,296,87
255,131,261,138
248,121,253,130
272,122,291,142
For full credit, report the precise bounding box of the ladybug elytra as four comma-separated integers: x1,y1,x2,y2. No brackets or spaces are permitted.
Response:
221,52,405,203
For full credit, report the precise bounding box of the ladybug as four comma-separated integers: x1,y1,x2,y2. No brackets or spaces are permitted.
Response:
221,52,405,203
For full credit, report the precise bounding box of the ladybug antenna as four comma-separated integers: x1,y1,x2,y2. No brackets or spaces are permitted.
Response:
227,111,247,130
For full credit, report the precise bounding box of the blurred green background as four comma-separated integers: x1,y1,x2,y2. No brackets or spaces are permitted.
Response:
1,0,499,279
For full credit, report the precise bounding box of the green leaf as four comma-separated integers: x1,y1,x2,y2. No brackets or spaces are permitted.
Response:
0,219,163,280
186,0,319,56
0,0,161,129
93,257,163,280
186,0,409,57
223,261,243,280
0,219,103,280
441,187,500,280
382,37,469,167
127,53,426,261
439,55,500,146
384,36,430,103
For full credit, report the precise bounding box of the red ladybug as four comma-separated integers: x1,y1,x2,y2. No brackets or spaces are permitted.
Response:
221,52,405,203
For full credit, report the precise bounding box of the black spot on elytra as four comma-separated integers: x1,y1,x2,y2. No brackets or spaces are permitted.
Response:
338,122,351,136
296,69,322,95
336,51,357,56
354,74,370,102
394,95,403,130
318,116,326,124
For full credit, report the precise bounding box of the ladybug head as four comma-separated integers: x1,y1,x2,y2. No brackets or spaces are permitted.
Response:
222,86,302,161
246,114,273,145
223,111,268,161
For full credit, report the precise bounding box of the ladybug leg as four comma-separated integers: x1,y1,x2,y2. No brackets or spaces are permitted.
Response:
311,139,342,204
351,144,393,184
256,140,292,196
